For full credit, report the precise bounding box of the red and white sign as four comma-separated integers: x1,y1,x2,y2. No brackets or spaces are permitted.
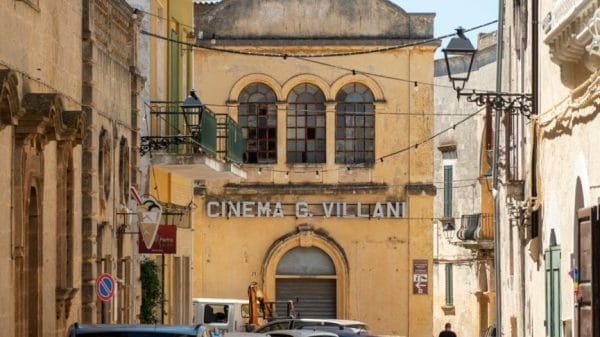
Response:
138,224,177,254
96,273,115,302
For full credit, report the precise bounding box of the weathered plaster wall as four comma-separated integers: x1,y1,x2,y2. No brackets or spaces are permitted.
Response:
432,31,497,337
194,0,433,39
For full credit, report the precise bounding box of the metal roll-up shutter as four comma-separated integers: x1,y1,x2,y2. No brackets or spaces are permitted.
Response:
276,279,336,318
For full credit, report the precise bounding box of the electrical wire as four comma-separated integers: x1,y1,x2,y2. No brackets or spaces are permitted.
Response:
140,20,497,59
133,7,195,30
140,20,496,89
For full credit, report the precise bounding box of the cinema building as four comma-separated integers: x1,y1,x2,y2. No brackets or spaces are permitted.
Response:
149,1,436,335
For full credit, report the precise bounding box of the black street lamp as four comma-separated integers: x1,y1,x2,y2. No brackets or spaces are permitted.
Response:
442,221,455,241
442,27,476,92
181,89,204,151
442,27,534,118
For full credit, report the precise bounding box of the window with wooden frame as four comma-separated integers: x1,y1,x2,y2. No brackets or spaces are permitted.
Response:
238,83,278,163
335,83,375,164
287,83,326,163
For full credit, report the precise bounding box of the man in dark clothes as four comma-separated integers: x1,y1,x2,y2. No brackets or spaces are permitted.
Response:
439,322,457,337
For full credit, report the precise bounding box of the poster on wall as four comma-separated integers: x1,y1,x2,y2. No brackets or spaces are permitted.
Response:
412,259,429,295
138,224,177,254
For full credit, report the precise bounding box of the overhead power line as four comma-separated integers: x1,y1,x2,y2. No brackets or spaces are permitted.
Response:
139,20,497,58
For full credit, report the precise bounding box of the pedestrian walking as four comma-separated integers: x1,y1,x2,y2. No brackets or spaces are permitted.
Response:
439,322,457,337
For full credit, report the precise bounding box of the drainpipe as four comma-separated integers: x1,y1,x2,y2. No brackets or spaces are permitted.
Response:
492,0,504,336
525,1,540,336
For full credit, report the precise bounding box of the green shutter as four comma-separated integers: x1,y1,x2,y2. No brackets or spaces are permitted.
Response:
169,30,180,145
444,166,453,217
545,247,561,337
445,263,453,306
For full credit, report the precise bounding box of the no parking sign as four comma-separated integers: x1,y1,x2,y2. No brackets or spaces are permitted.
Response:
96,273,115,302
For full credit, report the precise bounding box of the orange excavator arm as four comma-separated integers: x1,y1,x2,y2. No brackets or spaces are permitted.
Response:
248,281,273,328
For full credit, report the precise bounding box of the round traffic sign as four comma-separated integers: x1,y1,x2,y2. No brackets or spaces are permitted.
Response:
96,273,115,302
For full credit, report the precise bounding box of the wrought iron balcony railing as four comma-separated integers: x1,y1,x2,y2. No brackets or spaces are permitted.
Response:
141,101,243,164
456,213,493,242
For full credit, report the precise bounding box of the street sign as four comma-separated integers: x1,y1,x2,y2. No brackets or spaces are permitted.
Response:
96,273,115,302
412,259,429,295
137,196,163,249
138,224,177,254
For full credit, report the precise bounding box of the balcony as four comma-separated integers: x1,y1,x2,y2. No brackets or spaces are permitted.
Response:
543,0,599,70
141,100,246,180
455,213,493,250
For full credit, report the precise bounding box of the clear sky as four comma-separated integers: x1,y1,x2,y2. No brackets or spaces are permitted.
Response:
391,0,499,57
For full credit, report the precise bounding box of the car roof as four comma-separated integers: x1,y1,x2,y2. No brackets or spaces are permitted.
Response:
291,319,367,326
69,323,204,335
260,319,366,326
193,298,249,304
266,330,339,337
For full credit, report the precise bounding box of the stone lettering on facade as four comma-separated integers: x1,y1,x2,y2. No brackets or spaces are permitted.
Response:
206,201,405,218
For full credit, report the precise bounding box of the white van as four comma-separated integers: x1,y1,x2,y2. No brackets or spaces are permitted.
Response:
192,298,265,333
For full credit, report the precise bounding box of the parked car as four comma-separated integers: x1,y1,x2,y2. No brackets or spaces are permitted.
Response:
266,329,339,337
67,323,205,337
254,319,370,336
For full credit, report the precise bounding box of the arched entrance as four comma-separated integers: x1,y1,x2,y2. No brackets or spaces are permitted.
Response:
263,226,349,319
276,246,336,318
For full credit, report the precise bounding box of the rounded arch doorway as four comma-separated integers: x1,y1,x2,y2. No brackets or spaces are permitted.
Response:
263,227,349,319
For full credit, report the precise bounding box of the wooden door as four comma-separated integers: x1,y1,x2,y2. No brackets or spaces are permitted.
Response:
576,206,600,337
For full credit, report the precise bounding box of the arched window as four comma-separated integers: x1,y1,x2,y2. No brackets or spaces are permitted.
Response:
238,83,277,163
287,84,326,163
119,138,130,205
98,129,112,209
335,83,375,164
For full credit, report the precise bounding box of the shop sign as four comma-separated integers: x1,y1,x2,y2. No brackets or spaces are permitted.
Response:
138,224,177,254
206,201,406,219
412,259,428,295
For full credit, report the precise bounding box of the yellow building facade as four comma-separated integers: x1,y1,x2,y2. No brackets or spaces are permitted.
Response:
187,1,437,335
139,0,196,325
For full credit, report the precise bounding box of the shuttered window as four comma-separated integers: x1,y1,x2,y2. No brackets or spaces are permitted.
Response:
545,246,561,337
276,279,336,318
445,263,453,307
444,165,453,217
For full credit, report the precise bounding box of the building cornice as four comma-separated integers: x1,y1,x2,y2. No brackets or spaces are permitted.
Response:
222,183,388,195
543,1,599,69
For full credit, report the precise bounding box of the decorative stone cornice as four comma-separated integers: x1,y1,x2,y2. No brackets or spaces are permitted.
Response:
18,93,83,143
543,0,599,71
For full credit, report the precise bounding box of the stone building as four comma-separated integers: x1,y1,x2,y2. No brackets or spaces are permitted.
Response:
184,1,437,335
80,0,144,323
0,0,84,336
432,32,497,337
1,0,144,334
489,1,600,337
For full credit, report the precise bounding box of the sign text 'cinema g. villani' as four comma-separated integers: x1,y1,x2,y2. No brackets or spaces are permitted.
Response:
206,201,406,219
